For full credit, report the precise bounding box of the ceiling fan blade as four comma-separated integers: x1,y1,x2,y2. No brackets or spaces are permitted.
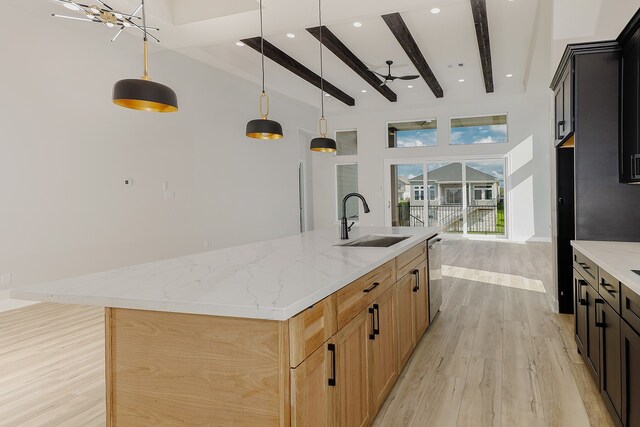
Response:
398,75,420,80
369,70,388,78
379,81,388,87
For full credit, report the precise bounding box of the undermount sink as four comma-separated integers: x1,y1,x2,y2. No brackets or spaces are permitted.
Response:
338,235,410,248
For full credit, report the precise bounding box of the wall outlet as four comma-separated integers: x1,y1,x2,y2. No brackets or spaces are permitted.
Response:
124,178,133,187
1,273,12,287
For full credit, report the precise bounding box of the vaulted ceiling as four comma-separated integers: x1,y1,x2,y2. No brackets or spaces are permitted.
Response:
47,0,542,111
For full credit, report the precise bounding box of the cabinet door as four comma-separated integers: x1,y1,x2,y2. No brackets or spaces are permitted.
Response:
369,288,398,412
574,269,588,355
291,342,334,427
335,309,372,427
621,28,640,181
621,320,640,427
562,70,572,136
413,261,430,338
554,83,564,141
599,300,622,423
396,274,415,368
584,284,601,383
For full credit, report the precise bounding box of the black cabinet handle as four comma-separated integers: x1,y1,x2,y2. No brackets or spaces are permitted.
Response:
363,282,380,293
578,279,587,306
601,280,617,295
412,269,420,292
373,304,380,336
327,343,336,387
369,307,376,340
595,299,605,328
578,262,589,269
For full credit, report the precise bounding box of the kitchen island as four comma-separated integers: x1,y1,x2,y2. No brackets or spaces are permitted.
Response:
12,226,440,426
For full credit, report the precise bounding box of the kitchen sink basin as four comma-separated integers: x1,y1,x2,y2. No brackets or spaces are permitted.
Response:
338,235,410,248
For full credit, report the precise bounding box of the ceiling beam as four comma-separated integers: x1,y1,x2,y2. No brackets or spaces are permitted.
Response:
241,37,355,107
470,0,494,93
381,12,443,98
307,26,397,103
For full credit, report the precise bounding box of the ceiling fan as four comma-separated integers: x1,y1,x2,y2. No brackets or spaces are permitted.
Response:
370,60,419,86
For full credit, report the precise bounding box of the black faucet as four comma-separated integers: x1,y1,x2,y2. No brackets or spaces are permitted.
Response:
341,193,371,240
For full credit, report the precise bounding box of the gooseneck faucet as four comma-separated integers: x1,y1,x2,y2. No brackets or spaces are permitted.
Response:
341,193,371,240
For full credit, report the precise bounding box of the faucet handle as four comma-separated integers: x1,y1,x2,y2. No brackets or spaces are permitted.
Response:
347,221,355,232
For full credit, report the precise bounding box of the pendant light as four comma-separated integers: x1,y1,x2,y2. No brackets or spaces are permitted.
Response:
246,0,283,139
310,0,336,152
112,0,178,113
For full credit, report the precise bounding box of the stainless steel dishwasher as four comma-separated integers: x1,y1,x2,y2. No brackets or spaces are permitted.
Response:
428,236,443,322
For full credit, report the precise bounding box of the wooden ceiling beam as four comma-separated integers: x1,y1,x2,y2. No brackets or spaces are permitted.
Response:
470,0,494,93
307,26,397,102
241,36,355,107
381,12,443,98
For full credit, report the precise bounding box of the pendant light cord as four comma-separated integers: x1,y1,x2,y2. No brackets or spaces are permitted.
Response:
318,0,325,119
260,0,265,94
142,0,148,78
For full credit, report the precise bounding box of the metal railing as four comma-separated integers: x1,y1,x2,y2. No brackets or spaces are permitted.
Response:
396,204,503,234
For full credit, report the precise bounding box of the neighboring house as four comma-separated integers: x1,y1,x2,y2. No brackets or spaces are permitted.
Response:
397,176,410,201
408,163,500,207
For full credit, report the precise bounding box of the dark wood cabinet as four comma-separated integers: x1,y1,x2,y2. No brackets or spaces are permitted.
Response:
584,283,601,383
575,269,588,355
619,22,640,183
599,299,623,424
621,320,640,427
553,68,573,144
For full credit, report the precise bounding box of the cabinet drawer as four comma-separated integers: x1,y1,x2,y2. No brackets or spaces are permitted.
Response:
289,294,337,368
337,260,396,329
396,241,427,279
573,249,597,289
622,284,640,335
598,268,621,314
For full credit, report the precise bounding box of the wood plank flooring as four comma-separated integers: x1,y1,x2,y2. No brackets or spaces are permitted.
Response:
0,239,615,426
374,239,614,427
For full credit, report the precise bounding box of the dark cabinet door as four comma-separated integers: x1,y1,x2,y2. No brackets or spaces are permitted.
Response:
621,27,640,182
563,70,573,137
555,82,565,142
584,284,601,383
621,320,640,427
575,269,588,354
599,299,622,423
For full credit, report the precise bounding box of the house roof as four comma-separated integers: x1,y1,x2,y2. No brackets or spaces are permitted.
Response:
397,176,410,185
408,163,499,183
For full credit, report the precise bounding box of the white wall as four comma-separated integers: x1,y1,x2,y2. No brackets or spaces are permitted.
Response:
0,1,317,291
313,93,552,242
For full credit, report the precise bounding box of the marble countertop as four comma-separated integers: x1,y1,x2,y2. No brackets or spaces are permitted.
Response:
571,240,640,295
11,227,439,320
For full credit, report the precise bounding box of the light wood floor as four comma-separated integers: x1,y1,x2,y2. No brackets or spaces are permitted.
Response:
0,239,614,426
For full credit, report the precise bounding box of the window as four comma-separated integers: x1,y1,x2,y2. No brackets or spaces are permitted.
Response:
336,130,357,156
387,119,437,148
428,185,437,201
446,188,462,204
336,164,359,220
450,114,507,145
414,185,424,201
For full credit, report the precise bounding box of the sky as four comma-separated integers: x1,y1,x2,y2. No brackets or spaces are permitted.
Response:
394,124,507,147
396,129,437,147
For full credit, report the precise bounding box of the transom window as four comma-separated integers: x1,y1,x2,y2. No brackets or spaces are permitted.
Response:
387,119,437,148
450,114,507,145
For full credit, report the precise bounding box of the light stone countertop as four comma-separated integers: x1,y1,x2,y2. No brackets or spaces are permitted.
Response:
11,227,440,320
571,240,640,295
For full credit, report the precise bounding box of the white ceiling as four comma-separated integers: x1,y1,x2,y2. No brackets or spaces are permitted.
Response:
46,0,542,111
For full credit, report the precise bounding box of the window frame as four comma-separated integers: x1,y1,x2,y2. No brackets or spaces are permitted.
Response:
334,128,359,157
448,113,509,146
385,118,439,149
335,162,359,222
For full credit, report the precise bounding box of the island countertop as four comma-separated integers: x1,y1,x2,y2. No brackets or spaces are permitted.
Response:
11,226,439,320
571,240,640,296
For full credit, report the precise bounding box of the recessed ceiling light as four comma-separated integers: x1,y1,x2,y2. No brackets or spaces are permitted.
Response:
236,41,245,47
407,85,413,88
506,73,513,78
361,89,367,93
287,33,295,38
458,79,465,82
353,22,362,28
431,8,441,14
324,93,331,97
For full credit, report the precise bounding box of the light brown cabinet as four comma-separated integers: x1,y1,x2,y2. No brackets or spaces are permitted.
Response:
413,261,430,338
291,342,334,427
395,273,415,368
369,287,398,412
334,309,372,427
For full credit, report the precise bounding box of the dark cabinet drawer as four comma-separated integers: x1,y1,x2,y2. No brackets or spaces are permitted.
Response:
622,284,640,335
573,249,598,289
599,268,622,315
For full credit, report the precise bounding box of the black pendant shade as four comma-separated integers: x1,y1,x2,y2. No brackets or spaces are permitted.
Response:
310,136,336,152
246,118,283,140
113,78,178,113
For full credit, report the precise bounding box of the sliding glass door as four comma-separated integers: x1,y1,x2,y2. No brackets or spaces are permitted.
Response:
387,158,506,236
